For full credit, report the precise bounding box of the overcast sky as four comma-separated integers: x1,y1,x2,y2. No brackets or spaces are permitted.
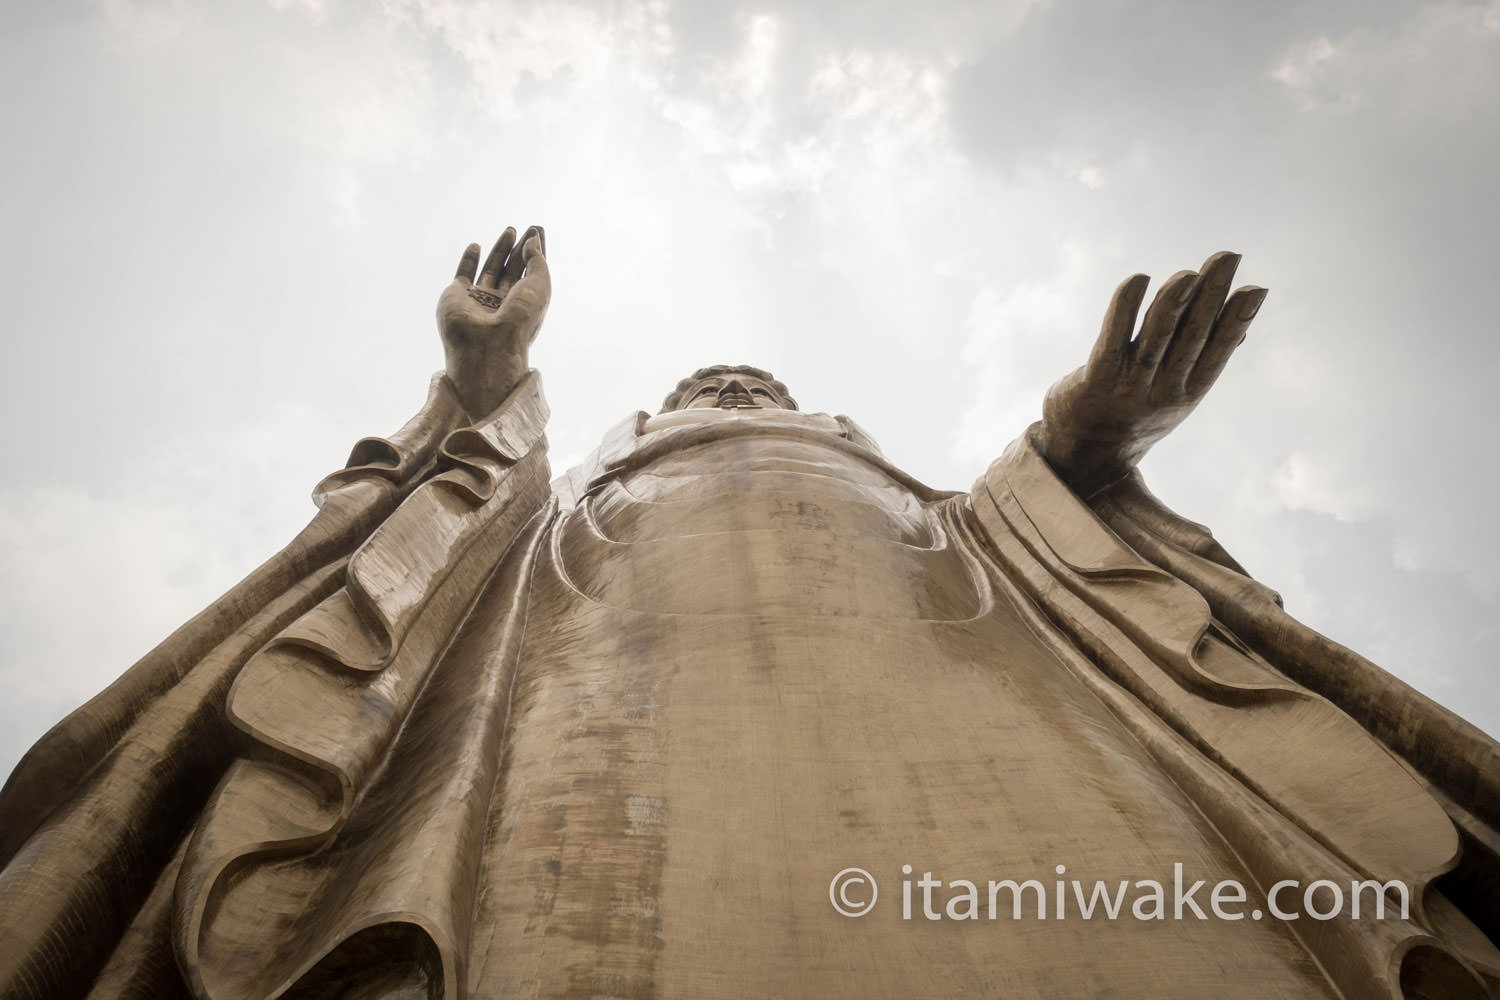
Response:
2,0,1497,779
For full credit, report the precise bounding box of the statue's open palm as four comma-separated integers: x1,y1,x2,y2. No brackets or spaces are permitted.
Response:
438,225,549,419
1037,251,1266,496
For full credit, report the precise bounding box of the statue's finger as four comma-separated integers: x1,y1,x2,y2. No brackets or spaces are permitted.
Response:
1088,274,1150,377
1155,252,1239,392
520,233,547,270
499,225,542,297
1186,285,1265,396
477,228,518,289
498,245,553,346
455,243,482,284
1132,269,1199,373
517,237,551,304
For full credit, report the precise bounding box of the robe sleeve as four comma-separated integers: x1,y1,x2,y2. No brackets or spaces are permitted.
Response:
962,424,1500,997
1087,458,1500,957
169,372,553,1000
0,372,546,1000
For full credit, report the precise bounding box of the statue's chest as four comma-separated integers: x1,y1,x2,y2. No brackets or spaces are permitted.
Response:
554,438,980,620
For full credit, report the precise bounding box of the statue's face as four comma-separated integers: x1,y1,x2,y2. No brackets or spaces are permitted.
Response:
677,373,795,410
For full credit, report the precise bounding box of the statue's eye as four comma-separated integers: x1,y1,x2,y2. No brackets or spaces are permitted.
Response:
750,388,769,397
695,386,718,397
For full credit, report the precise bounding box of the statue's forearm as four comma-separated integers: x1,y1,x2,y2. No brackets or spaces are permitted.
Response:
442,342,531,423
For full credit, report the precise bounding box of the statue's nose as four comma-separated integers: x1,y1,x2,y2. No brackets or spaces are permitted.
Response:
718,379,750,400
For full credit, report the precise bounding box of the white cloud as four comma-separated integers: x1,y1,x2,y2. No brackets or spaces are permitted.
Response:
953,242,1101,469
1271,2,1500,114
1270,37,1344,111
267,0,335,23
808,48,952,166
393,0,673,122
1270,452,1373,524
100,0,202,45
1388,497,1500,603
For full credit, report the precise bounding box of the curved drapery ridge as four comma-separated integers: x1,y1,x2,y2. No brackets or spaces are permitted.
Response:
1096,471,1500,837
613,408,961,505
834,413,883,454
177,460,550,997
87,829,196,1000
174,378,553,1000
275,372,547,674
546,409,983,621
554,490,983,621
1093,470,1500,977
281,921,446,1000
0,560,348,1000
223,457,548,807
439,373,550,501
176,506,553,1000
272,504,554,1000
551,411,646,511
1087,460,1250,576
312,374,466,500
0,376,470,873
587,482,935,547
1000,438,1290,702
1425,784,1500,977
995,438,1461,888
957,474,1482,999
176,482,551,1000
966,438,1464,943
952,499,1478,1000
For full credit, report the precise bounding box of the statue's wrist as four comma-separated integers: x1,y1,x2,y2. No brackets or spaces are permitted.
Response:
1036,430,1134,498
442,340,529,420
444,367,527,422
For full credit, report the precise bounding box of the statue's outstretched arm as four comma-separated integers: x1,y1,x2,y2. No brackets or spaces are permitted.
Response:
0,227,556,1000
438,225,550,420
1035,251,1266,497
164,232,558,1000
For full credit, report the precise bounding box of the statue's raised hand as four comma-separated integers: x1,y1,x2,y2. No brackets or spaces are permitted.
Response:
1036,251,1267,497
438,225,550,419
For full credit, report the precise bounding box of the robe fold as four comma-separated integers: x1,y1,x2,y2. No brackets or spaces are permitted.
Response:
1,373,1496,999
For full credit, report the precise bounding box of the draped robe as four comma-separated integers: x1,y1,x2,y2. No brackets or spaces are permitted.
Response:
2,371,1499,999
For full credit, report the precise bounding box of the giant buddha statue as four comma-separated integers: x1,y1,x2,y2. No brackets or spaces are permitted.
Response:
1,227,1496,999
